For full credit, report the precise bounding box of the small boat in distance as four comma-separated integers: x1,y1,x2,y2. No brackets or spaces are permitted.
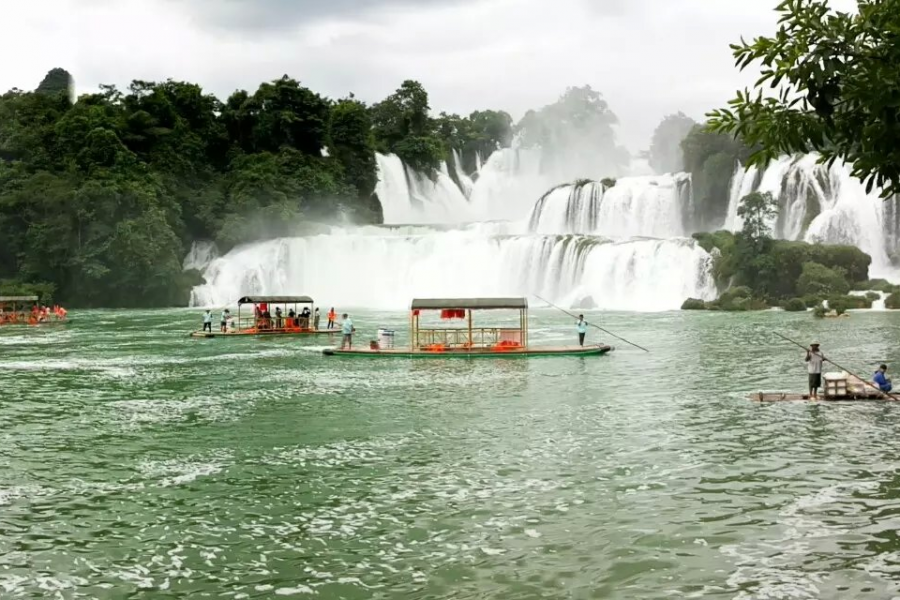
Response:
190,296,341,338
323,297,612,358
0,296,68,326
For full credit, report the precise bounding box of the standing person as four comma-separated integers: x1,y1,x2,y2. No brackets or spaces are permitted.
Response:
275,306,283,330
873,364,893,393
220,308,230,333
313,307,321,330
327,307,336,330
806,342,825,399
576,315,588,346
340,313,354,349
202,309,213,333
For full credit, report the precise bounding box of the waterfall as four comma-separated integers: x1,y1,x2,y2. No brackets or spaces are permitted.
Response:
374,153,470,224
191,147,900,313
190,227,715,312
450,148,475,198
183,241,219,271
468,147,548,221
526,175,692,237
724,155,899,277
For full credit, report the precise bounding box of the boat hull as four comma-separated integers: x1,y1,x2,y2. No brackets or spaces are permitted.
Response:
190,329,341,339
322,344,613,358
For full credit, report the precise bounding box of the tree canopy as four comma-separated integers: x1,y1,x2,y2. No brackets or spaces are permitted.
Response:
0,70,519,307
648,112,697,174
707,0,900,196
516,85,630,179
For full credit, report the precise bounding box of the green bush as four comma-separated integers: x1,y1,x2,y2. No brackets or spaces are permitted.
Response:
813,306,827,319
829,294,871,310
692,230,736,254
681,298,707,310
865,291,881,302
797,262,851,296
711,289,769,311
824,295,870,314
886,292,900,309
782,298,807,312
0,280,56,305
801,295,824,308
859,278,890,291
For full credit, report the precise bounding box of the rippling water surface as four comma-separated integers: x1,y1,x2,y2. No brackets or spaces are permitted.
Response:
2,308,900,599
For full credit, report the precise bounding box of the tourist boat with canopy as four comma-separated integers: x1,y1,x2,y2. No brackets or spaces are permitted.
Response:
190,295,341,338
323,297,612,357
0,296,68,326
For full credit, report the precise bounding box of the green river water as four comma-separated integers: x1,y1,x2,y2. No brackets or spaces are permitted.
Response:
2,308,900,599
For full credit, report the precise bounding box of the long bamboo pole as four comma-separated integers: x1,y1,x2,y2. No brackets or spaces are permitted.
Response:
534,295,649,353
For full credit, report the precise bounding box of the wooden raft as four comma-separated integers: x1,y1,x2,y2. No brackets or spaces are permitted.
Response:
323,344,612,358
751,391,896,403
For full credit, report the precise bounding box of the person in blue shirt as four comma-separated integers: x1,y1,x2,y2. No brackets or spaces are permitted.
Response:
576,315,588,346
873,364,892,393
341,313,355,349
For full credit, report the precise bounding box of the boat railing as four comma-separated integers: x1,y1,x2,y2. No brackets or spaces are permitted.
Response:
415,327,523,349
234,315,315,333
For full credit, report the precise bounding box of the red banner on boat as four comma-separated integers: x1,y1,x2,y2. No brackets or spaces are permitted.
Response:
440,309,465,319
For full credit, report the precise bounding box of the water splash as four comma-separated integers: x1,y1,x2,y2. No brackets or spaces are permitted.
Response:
190,229,715,311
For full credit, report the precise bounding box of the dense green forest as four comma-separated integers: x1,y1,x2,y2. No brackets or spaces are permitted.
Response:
0,70,516,307
0,70,643,307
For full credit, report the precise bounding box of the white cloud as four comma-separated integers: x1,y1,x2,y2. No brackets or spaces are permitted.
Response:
1,0,796,151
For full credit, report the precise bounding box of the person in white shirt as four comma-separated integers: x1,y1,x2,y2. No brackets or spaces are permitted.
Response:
806,342,825,399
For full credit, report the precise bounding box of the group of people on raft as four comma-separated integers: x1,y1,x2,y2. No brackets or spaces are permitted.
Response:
201,306,341,333
0,304,67,325
805,342,892,399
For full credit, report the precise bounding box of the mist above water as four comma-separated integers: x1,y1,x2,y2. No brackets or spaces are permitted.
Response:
190,147,900,311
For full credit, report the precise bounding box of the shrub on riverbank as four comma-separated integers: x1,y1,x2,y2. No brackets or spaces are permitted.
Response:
886,292,900,309
829,294,872,311
690,230,871,310
681,298,707,310
0,280,56,305
782,298,807,312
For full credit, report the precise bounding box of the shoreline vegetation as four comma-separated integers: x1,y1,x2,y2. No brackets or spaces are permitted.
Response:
1,65,894,309
0,68,642,308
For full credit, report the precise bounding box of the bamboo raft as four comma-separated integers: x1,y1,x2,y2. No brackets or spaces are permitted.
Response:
191,328,341,339
324,344,612,358
751,391,895,402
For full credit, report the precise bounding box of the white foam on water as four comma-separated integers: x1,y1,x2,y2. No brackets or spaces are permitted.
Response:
136,451,232,487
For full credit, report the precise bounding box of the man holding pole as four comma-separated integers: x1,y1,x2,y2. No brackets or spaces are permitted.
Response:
576,315,588,346
806,342,825,399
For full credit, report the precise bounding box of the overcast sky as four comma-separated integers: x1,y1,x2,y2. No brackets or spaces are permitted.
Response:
2,0,820,151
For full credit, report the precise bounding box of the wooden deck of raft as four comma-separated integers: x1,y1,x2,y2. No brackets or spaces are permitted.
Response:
751,391,896,403
323,344,612,358
190,328,341,339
